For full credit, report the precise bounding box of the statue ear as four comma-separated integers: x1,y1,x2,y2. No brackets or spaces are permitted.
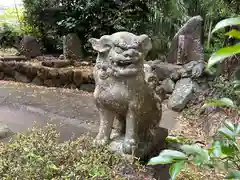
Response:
139,34,152,54
89,35,112,53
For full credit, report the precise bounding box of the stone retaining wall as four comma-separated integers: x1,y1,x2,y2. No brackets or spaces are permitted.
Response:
0,59,94,89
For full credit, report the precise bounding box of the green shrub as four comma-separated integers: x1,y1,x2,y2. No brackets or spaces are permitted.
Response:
0,123,151,179
206,17,240,105
148,120,240,180
148,17,240,179
0,22,21,49
22,0,150,55
0,6,41,50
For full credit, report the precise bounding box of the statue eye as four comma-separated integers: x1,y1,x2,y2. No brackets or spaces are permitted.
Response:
115,47,124,53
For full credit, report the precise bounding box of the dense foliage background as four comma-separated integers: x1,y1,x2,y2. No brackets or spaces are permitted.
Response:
20,0,239,58
0,0,238,58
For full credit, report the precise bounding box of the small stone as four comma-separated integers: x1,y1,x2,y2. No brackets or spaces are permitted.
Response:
19,36,41,58
152,63,184,81
32,76,43,86
0,56,27,62
66,83,77,89
80,84,95,92
59,54,65,60
73,61,91,67
2,62,15,77
17,63,38,79
0,61,3,71
160,101,180,130
43,79,54,87
14,71,31,83
0,122,13,139
73,69,83,87
4,77,15,81
81,70,92,84
0,72,4,80
42,60,71,68
48,68,58,78
58,69,73,83
168,78,194,112
80,61,91,66
161,78,175,93
37,67,49,80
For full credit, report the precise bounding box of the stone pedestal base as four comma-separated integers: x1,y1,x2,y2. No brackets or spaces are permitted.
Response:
108,127,168,160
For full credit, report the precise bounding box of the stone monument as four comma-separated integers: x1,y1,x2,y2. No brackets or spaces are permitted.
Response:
147,15,208,112
63,33,83,60
89,32,167,159
16,36,41,59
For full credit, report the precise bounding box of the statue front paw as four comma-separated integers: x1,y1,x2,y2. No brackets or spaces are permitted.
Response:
122,138,137,154
94,135,109,146
111,129,122,139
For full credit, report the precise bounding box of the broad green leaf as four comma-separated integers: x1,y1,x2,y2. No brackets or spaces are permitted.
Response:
181,144,210,163
235,124,240,134
148,150,188,165
207,45,240,68
233,79,240,92
233,80,240,85
181,144,202,154
213,45,240,56
212,141,222,157
158,150,188,160
147,155,174,165
166,136,187,143
234,67,240,80
218,98,235,107
233,142,240,151
169,161,186,180
218,127,235,140
212,17,240,34
214,160,226,171
225,29,240,39
225,171,240,179
192,155,207,166
166,136,180,143
224,160,229,171
203,98,235,108
233,83,240,90
221,141,238,155
223,121,235,132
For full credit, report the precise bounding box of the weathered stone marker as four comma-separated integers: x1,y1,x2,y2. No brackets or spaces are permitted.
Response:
89,32,167,159
167,15,204,65
146,15,207,112
63,33,83,60
19,36,41,59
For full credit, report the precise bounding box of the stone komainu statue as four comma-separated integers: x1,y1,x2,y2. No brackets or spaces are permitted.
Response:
89,32,167,158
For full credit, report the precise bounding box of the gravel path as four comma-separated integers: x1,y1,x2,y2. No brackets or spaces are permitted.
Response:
0,80,179,142
0,81,99,141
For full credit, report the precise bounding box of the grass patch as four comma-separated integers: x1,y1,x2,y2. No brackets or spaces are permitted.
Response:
0,123,153,179
0,7,23,22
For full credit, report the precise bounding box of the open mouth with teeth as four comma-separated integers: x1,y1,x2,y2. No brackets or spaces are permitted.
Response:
111,59,141,77
116,60,133,67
